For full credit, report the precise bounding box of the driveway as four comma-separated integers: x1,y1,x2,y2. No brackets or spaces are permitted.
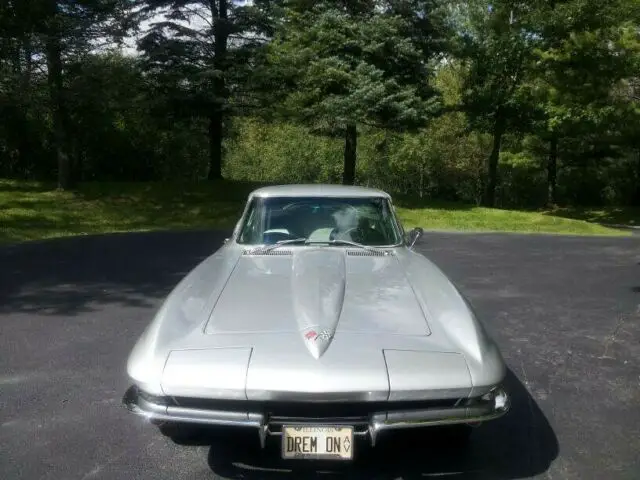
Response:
1,231,638,479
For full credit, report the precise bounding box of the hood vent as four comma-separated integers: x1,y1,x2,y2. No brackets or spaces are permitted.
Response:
243,249,293,256
347,249,393,257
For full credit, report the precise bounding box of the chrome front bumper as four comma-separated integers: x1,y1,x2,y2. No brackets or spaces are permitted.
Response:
122,386,510,447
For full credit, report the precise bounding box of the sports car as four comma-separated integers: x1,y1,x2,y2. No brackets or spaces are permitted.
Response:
123,184,510,461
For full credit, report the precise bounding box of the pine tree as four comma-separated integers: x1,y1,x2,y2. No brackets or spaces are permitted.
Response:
265,1,444,185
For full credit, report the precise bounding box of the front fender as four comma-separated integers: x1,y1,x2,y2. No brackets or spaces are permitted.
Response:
397,249,507,397
126,246,242,395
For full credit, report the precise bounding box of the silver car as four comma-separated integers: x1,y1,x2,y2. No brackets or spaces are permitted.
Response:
123,184,510,461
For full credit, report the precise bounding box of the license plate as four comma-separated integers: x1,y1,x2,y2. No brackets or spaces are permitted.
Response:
281,426,354,460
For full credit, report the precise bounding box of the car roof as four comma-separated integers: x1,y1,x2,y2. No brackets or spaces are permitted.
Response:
249,184,391,199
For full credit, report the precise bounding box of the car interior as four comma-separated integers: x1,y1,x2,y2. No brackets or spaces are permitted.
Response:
239,198,397,246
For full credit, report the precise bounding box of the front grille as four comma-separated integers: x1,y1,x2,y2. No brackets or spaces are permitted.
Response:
169,397,460,419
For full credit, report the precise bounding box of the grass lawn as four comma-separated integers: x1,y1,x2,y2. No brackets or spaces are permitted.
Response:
0,179,632,245
543,205,640,228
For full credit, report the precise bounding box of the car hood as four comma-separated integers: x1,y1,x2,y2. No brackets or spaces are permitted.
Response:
128,246,506,399
204,248,431,346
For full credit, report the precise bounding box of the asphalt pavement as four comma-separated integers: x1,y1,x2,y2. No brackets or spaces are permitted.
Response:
1,230,639,480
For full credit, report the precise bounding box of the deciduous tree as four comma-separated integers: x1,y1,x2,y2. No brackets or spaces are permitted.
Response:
453,0,540,207
530,0,640,206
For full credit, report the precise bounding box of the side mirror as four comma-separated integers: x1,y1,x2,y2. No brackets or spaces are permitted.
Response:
407,227,424,248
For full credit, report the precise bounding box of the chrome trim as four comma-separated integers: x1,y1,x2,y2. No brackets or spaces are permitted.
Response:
369,422,382,447
123,386,264,428
123,385,510,448
258,422,268,448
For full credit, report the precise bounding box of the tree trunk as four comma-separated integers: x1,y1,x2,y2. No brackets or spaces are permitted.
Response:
207,114,223,180
45,8,72,190
547,136,558,207
343,124,357,185
476,152,484,206
483,112,505,207
18,37,33,168
207,0,229,180
633,147,640,206
70,139,82,184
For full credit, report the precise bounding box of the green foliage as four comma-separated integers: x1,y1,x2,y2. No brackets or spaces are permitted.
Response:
224,118,344,183
266,2,441,133
0,0,131,185
64,53,212,181
1,0,640,213
223,112,495,204
531,0,640,133
260,1,447,185
453,1,538,127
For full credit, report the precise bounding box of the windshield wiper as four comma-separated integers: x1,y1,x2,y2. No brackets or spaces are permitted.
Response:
249,237,308,254
249,237,390,255
326,239,390,255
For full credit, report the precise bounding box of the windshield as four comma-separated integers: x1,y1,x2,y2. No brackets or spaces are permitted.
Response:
236,196,403,246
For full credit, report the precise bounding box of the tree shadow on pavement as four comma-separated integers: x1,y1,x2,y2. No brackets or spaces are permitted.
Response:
0,230,229,315
164,369,558,480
